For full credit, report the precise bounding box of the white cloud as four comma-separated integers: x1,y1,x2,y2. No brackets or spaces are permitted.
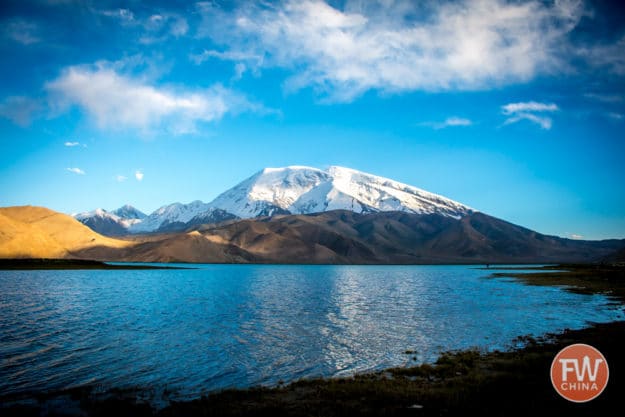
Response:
607,112,624,121
116,175,128,182
67,167,85,175
64,141,80,147
501,101,559,129
570,233,583,240
135,170,144,181
198,0,584,101
0,96,42,126
501,102,559,114
419,117,472,130
46,64,257,133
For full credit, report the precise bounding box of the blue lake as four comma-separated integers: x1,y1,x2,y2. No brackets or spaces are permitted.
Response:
0,265,623,401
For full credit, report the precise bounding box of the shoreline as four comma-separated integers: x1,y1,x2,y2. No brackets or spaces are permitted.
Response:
0,258,190,270
1,264,623,416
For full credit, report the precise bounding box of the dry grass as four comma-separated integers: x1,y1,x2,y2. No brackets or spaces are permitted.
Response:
0,206,130,259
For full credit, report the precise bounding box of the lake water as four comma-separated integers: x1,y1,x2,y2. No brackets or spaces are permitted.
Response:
1,265,623,401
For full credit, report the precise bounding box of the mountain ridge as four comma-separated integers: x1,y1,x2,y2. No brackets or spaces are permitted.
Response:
73,165,474,236
2,206,624,264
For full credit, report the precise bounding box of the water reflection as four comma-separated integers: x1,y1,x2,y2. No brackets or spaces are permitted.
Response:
0,265,623,401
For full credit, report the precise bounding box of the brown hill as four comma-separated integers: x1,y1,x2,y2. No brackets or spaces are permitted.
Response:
193,210,625,264
0,206,130,259
0,206,252,263
75,231,255,263
2,206,624,264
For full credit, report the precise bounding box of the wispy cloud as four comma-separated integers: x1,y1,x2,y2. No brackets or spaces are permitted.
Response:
607,112,624,121
139,13,189,44
501,101,559,130
198,0,584,102
116,174,128,182
4,20,40,45
570,233,583,240
190,49,263,79
99,8,135,24
63,141,88,147
190,49,263,65
0,96,42,126
577,35,625,75
135,170,144,181
583,93,623,103
45,63,262,133
418,117,473,130
99,7,188,44
66,167,85,175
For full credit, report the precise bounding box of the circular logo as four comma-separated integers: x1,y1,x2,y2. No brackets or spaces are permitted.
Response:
550,343,609,403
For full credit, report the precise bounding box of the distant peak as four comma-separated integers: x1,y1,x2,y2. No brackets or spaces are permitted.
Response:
112,204,146,220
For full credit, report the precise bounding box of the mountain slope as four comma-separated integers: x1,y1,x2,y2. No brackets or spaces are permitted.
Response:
209,166,473,219
0,206,130,259
192,210,625,264
128,201,236,234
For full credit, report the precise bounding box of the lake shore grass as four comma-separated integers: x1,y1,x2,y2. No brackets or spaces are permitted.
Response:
1,264,623,416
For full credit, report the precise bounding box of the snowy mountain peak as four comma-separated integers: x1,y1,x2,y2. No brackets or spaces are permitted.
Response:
129,200,214,233
74,165,474,236
209,165,473,219
210,166,330,218
112,204,146,220
74,208,113,221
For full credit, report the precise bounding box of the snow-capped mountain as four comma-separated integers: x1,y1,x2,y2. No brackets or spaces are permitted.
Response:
128,201,236,233
112,204,146,220
74,201,237,236
209,166,331,218
74,166,473,236
73,206,145,236
209,166,473,219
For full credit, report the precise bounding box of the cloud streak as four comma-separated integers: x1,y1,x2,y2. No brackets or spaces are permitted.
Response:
501,101,559,129
46,64,259,133
418,117,472,130
199,0,584,101
135,170,144,181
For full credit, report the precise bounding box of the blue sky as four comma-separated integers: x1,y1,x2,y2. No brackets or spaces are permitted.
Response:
0,0,624,240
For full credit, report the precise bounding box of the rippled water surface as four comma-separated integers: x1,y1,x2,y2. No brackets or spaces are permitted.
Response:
1,265,623,400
